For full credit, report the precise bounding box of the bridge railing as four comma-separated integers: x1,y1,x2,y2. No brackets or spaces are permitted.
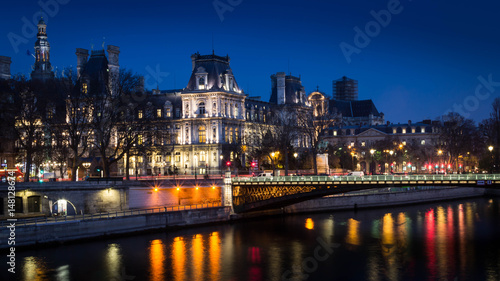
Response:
232,174,500,183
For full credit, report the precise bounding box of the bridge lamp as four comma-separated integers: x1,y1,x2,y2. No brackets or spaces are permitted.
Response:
370,149,375,155
438,150,443,155
488,146,494,152
293,153,298,175
389,150,394,156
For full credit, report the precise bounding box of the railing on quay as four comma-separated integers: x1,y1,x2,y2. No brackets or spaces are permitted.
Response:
1,202,222,227
232,174,500,183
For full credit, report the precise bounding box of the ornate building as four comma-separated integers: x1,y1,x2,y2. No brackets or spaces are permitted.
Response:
31,17,54,81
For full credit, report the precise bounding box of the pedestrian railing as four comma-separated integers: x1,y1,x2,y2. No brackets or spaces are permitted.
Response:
233,174,500,183
0,202,222,227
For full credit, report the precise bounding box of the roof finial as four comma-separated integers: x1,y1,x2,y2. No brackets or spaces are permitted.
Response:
102,37,105,49
317,85,319,92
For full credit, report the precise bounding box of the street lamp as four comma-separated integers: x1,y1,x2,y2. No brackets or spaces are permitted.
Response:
370,149,375,175
82,162,91,180
293,152,298,176
488,146,494,173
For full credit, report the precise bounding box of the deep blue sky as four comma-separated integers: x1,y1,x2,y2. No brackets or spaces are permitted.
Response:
2,0,499,123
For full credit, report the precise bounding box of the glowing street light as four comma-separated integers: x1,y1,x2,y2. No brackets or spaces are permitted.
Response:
293,152,298,175
488,146,494,173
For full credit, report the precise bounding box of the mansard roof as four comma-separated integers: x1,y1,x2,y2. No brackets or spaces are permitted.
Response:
184,52,242,93
330,99,381,118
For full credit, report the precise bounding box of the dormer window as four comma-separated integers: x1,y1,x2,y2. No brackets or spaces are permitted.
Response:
82,83,88,94
198,77,205,90
157,108,162,118
138,110,143,119
195,67,208,90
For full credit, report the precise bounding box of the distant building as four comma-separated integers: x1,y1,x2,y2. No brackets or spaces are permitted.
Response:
0,56,16,170
31,17,54,82
333,76,358,101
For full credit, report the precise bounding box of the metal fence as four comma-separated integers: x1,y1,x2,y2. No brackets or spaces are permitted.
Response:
1,202,222,227
233,174,500,183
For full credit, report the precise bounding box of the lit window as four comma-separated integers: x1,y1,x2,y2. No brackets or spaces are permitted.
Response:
166,108,171,117
402,128,406,134
175,152,181,162
333,131,337,136
138,135,143,145
361,142,366,147
138,110,143,119
229,128,233,143
235,128,239,142
225,127,228,143
351,142,354,147
421,127,425,133
421,140,425,145
138,156,143,163
200,151,206,162
402,141,407,146
156,155,162,162
82,83,88,94
157,109,162,118
198,126,206,143
198,77,205,90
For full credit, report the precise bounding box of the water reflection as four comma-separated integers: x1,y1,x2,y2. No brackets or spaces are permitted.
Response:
149,239,165,281
14,198,500,281
346,218,361,246
22,256,48,281
105,243,122,280
305,218,314,230
171,237,186,281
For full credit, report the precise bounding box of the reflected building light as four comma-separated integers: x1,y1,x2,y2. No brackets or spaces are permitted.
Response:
458,204,467,280
22,256,48,281
267,245,282,280
321,216,335,238
105,243,122,280
192,233,205,281
396,212,409,251
305,218,314,230
149,239,165,281
382,213,397,280
436,206,447,280
446,206,456,279
209,232,221,280
290,241,304,280
56,265,70,280
371,219,381,239
425,209,437,279
172,236,186,281
346,218,361,246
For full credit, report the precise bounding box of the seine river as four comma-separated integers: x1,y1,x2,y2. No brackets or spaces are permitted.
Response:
5,196,500,281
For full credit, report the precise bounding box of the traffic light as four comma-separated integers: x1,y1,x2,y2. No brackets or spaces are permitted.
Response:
251,162,256,168
226,161,231,167
97,168,101,172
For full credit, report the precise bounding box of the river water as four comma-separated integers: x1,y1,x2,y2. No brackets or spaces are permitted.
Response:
5,196,500,281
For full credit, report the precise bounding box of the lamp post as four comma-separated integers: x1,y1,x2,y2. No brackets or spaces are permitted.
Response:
370,149,375,175
293,152,298,176
82,162,91,180
271,152,275,175
220,155,223,177
488,146,494,173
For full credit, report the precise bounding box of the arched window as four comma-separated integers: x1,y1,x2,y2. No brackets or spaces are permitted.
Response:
198,126,206,143
198,102,206,114
200,151,206,162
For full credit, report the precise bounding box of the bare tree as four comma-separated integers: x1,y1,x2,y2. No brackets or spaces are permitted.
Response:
88,68,145,177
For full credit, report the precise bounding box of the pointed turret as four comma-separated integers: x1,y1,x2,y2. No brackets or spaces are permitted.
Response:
31,17,54,81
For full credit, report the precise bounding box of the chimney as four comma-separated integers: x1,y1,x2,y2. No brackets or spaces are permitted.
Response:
191,53,199,71
107,45,120,74
408,120,412,125
75,48,89,78
0,56,12,80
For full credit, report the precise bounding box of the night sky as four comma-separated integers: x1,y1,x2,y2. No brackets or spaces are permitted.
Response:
2,0,499,123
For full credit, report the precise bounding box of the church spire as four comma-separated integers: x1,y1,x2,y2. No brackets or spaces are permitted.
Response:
31,17,54,81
